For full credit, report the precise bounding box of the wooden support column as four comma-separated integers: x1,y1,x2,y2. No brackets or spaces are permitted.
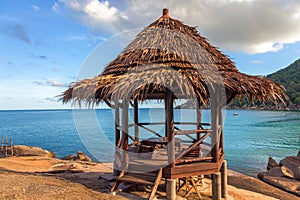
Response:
212,172,221,200
134,100,139,143
211,89,221,200
113,103,121,175
166,179,176,200
221,160,228,198
122,99,129,171
196,98,202,140
165,88,175,200
196,98,205,185
211,91,219,162
115,104,121,148
165,88,175,167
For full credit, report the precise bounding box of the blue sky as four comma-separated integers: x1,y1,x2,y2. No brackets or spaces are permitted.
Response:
1,0,300,110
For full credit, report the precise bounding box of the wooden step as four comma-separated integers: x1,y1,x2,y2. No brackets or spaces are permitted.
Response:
117,173,156,186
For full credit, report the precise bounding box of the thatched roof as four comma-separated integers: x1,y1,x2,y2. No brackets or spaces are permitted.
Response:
61,8,288,106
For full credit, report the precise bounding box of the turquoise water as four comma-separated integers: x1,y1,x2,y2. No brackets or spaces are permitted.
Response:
0,109,299,177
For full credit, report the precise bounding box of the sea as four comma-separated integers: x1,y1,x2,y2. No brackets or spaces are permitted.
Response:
0,108,299,177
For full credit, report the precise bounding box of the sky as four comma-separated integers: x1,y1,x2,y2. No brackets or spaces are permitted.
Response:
1,0,300,110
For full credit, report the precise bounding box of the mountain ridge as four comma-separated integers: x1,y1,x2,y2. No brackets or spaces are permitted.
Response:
267,58,300,104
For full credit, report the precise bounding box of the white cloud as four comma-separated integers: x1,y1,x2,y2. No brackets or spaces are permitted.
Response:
30,5,40,12
251,60,263,64
54,0,300,54
52,2,60,13
55,0,128,35
47,80,69,87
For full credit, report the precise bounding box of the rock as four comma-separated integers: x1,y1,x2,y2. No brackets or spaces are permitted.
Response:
12,145,55,158
279,156,300,180
77,151,92,162
62,154,78,160
259,175,300,197
281,166,294,179
264,167,285,177
267,157,279,170
297,150,300,158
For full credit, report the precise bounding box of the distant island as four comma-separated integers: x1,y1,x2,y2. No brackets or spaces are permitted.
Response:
176,58,300,111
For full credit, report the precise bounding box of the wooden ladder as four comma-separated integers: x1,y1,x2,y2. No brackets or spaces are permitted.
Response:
111,168,163,200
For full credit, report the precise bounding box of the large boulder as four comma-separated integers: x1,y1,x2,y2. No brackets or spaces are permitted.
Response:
267,157,279,170
12,145,55,158
279,156,300,181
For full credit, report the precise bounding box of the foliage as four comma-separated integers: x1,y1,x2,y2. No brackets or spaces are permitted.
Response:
267,59,300,104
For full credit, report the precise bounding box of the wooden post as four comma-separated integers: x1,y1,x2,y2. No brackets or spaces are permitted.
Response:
212,173,221,200
166,179,176,200
10,138,13,156
165,88,175,200
165,88,175,166
115,104,121,147
113,103,121,175
196,98,205,185
221,160,228,198
196,98,202,140
211,91,219,162
134,100,139,143
122,100,129,171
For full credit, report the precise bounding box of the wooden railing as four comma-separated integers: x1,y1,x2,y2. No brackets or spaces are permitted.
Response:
1,136,14,156
175,131,212,164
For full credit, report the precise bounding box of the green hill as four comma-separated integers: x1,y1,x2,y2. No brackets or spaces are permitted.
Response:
267,59,300,104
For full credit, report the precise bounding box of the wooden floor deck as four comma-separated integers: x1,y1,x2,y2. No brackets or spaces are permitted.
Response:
123,142,223,179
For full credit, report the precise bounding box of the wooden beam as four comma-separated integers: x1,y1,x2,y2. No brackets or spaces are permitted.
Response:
113,104,121,175
174,129,212,135
138,124,162,137
165,88,175,167
137,122,210,126
196,98,202,140
175,156,213,165
167,162,219,179
149,168,163,200
121,100,129,171
211,91,219,162
175,132,211,161
134,100,139,143
122,100,129,150
174,126,195,140
115,104,120,148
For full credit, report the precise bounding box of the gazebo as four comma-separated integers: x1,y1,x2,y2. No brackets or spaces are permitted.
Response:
61,9,288,200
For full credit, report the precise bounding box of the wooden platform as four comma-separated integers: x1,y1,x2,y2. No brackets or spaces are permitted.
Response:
122,142,224,179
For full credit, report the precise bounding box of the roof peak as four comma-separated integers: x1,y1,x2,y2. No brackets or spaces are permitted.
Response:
162,8,170,18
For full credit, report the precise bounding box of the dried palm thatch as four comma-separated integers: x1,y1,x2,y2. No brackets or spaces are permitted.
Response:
60,9,288,107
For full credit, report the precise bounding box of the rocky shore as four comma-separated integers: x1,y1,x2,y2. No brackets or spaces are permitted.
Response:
258,151,300,197
0,145,299,199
